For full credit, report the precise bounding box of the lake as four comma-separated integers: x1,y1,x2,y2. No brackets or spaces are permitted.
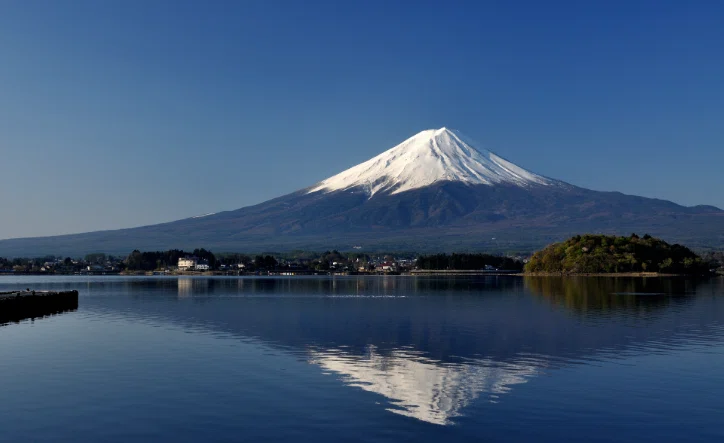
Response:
1,275,723,442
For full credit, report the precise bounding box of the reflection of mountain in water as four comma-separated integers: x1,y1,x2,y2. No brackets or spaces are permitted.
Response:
309,346,537,425
70,276,724,423
78,276,724,364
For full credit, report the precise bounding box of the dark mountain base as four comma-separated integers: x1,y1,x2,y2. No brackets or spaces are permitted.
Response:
1,182,722,256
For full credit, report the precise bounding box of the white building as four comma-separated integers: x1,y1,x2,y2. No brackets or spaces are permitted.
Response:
178,257,197,271
195,260,210,271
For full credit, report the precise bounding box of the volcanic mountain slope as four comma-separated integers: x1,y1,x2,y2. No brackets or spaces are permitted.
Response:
308,128,556,195
1,128,722,256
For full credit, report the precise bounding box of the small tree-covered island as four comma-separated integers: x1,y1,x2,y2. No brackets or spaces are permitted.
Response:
525,234,711,275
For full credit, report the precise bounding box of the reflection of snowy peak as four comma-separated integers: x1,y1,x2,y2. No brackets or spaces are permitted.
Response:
309,346,537,425
308,128,555,196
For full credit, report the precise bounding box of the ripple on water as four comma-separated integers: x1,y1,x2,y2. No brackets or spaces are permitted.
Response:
1,276,723,441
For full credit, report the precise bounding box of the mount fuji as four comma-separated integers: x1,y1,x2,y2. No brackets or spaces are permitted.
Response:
1,128,722,256
308,128,556,195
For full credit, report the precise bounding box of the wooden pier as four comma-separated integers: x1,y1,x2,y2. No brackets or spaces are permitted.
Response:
0,290,79,324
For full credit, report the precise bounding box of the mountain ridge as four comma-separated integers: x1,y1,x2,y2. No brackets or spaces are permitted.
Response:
1,128,722,256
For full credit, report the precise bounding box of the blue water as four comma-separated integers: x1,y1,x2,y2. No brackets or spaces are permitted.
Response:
1,276,723,442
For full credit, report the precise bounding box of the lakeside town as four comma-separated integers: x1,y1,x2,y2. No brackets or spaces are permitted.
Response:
0,249,527,276
2,238,723,277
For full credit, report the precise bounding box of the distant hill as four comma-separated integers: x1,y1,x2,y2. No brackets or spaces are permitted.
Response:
525,234,710,275
1,128,723,257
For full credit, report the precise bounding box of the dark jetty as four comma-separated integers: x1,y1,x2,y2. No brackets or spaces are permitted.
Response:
0,290,79,324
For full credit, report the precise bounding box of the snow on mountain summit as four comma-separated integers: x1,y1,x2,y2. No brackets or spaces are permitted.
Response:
308,128,554,196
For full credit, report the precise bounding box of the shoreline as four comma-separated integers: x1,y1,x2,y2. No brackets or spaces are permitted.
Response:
521,272,709,278
2,271,717,278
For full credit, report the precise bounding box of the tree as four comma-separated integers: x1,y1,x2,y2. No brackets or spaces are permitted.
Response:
85,253,106,264
526,234,709,275
254,255,277,269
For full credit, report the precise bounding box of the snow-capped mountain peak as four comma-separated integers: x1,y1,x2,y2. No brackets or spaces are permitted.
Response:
308,128,553,196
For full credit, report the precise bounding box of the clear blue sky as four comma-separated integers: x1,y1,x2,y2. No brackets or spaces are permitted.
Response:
2,0,723,239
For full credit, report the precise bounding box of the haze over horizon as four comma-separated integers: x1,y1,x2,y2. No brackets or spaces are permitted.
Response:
2,0,723,240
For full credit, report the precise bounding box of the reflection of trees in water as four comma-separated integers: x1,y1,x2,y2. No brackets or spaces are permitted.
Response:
79,276,724,366
96,276,719,322
524,276,701,314
220,276,513,296
125,276,525,298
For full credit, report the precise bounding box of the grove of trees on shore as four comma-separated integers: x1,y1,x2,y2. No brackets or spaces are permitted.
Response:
525,234,711,275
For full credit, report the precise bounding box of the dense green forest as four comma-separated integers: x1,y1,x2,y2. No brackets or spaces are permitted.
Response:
525,234,711,275
416,253,524,271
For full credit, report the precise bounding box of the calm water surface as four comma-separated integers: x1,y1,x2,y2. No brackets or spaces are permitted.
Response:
1,276,723,442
